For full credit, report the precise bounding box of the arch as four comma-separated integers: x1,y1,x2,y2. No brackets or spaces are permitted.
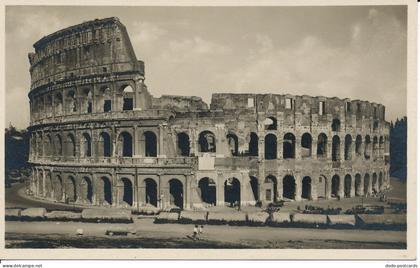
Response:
82,88,93,113
99,132,112,157
145,178,158,206
198,177,216,206
122,85,134,111
379,172,384,190
264,117,277,130
144,131,157,157
81,176,93,203
226,132,239,156
65,133,76,157
198,131,216,153
373,136,379,160
46,95,53,116
248,132,259,156
177,132,190,156
372,173,378,194
66,175,77,202
118,131,133,157
264,134,277,159
344,174,352,198
66,90,77,113
317,175,327,198
53,175,63,201
344,134,352,160
101,176,112,205
45,173,53,199
331,118,341,132
54,134,62,156
332,135,340,161
100,86,112,113
82,133,92,157
301,133,312,158
355,135,362,156
169,179,184,209
363,173,371,195
44,135,53,156
120,178,133,206
331,175,340,197
224,177,241,207
54,92,63,116
38,171,44,196
282,175,296,200
283,133,296,159
317,133,328,158
355,174,362,196
301,176,311,199
249,176,259,201
379,136,385,156
264,175,278,202
364,135,371,159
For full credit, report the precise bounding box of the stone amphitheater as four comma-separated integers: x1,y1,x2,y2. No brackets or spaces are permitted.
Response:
28,17,390,211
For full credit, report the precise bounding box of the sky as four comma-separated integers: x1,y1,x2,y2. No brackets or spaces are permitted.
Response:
5,5,407,129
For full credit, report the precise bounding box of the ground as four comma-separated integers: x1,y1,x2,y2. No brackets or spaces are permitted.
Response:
4,177,407,249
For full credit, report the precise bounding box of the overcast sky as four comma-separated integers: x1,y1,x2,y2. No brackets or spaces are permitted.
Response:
5,5,407,129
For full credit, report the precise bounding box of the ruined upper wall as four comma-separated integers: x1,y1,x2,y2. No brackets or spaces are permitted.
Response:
210,93,386,121
28,17,144,91
152,95,208,112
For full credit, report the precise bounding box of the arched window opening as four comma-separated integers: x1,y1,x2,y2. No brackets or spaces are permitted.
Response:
344,134,352,160
317,133,328,158
169,179,184,209
372,173,378,194
317,176,327,199
46,95,53,117
83,88,93,114
355,135,362,156
100,87,112,113
44,135,53,156
248,132,259,156
301,133,312,158
331,175,340,197
379,172,383,190
66,176,77,203
177,132,190,156
82,133,92,157
145,178,158,206
99,132,112,157
283,133,295,159
121,178,133,206
226,132,239,156
344,175,352,198
250,176,259,201
379,136,384,156
364,174,371,195
66,133,76,157
54,134,62,156
355,174,362,196
118,132,133,157
264,176,278,202
364,135,371,159
198,131,216,153
81,177,93,203
332,135,340,161
122,85,134,111
198,177,216,206
264,117,277,130
373,136,378,160
53,175,63,201
331,118,341,132
301,176,311,200
224,177,241,207
264,134,277,159
101,176,112,205
66,90,77,113
144,131,157,157
55,93,63,116
283,175,296,200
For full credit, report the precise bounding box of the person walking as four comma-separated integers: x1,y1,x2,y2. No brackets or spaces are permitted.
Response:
192,225,199,241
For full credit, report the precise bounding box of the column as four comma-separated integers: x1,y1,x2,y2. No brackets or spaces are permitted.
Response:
350,175,356,197
295,136,301,160
295,174,302,201
338,174,345,198
216,172,225,207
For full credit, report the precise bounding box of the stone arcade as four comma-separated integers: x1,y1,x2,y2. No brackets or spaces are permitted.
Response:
28,17,391,210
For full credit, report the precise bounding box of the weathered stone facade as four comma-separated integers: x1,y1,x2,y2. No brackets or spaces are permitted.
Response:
28,17,390,210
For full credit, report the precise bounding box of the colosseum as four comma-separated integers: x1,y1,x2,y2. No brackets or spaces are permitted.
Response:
28,17,391,211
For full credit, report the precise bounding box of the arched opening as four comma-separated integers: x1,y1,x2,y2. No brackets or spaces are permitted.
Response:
372,173,378,194
198,131,216,153
144,131,157,157
331,175,340,197
224,177,241,207
282,175,296,200
54,93,63,116
317,133,328,158
100,86,112,113
119,132,133,157
301,133,312,158
66,90,77,113
81,176,93,203
264,176,278,202
379,136,384,157
54,134,62,156
250,176,259,201
82,133,92,157
46,173,53,199
283,133,296,159
122,85,134,111
317,175,327,199
66,133,76,157
82,88,93,113
344,134,352,160
373,136,378,160
379,172,383,190
44,135,53,156
169,179,184,209
177,132,190,156
145,178,158,206
46,95,53,117
99,132,112,157
66,176,77,202
364,135,371,159
226,132,239,156
331,118,341,132
344,174,352,198
332,135,340,161
355,135,362,156
355,174,362,196
301,176,311,199
38,171,44,196
248,132,259,156
363,174,370,195
121,178,133,206
53,175,63,201
264,134,277,159
101,176,112,205
198,177,216,206
264,117,277,130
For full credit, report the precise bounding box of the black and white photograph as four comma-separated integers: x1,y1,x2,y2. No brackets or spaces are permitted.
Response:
1,0,417,262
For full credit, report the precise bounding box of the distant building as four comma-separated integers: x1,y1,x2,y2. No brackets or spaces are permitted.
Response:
28,17,390,210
